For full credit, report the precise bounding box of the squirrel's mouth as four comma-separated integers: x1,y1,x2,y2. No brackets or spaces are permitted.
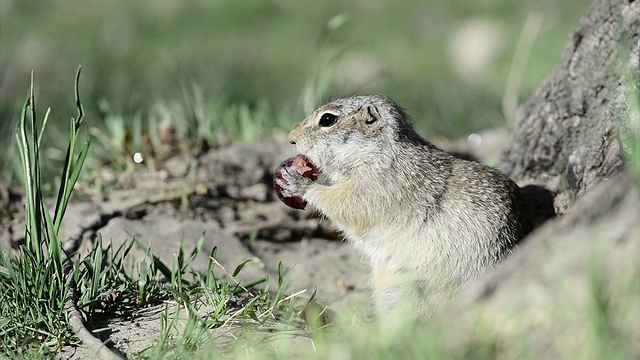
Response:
293,154,321,178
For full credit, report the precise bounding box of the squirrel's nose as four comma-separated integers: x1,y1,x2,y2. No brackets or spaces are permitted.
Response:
288,125,301,145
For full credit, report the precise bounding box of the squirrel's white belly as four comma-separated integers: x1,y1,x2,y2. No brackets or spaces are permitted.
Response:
342,207,499,295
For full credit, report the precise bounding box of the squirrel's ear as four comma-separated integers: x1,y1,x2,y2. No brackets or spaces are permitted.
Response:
362,104,381,126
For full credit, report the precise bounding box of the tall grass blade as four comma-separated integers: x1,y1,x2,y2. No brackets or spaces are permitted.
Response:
53,67,89,235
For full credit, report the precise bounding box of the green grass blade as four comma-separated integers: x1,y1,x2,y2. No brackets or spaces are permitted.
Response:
28,71,45,259
42,203,64,285
37,107,51,146
53,67,88,235
73,66,85,131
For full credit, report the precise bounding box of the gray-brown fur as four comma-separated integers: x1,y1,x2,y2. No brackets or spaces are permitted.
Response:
278,95,532,317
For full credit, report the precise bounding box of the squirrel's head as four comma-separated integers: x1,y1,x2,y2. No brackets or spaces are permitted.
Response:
288,95,417,180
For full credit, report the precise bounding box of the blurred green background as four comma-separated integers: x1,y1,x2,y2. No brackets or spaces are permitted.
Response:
0,0,591,181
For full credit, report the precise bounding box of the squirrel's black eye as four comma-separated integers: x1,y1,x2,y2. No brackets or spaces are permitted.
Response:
318,113,338,127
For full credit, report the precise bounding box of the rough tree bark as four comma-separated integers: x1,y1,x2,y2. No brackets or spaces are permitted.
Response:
502,0,639,213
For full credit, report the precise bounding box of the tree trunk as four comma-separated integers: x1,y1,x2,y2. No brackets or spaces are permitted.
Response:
502,0,639,213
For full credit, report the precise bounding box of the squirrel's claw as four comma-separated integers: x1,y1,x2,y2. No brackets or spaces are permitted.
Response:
277,165,312,198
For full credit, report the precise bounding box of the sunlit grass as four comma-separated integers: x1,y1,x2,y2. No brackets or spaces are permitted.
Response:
620,60,640,182
0,69,88,355
0,70,305,359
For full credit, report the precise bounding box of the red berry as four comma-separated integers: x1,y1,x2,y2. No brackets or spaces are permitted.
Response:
274,155,320,209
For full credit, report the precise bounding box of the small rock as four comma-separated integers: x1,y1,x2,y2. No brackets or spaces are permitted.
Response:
163,155,192,178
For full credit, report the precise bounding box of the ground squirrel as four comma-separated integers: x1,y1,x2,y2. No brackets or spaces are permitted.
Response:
276,95,531,317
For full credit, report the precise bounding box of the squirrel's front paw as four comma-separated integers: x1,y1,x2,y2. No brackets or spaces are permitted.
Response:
275,165,313,198
273,154,321,209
